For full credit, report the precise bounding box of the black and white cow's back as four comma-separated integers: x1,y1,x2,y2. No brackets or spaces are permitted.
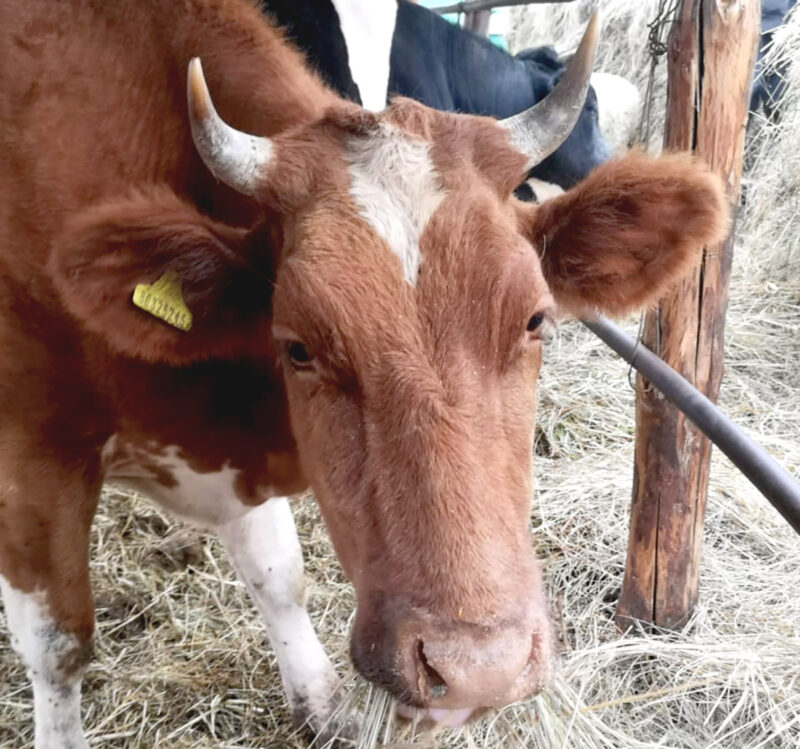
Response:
262,0,397,112
262,0,614,190
389,0,611,188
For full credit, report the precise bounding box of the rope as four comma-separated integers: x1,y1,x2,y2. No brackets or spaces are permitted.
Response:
631,0,681,385
638,0,681,145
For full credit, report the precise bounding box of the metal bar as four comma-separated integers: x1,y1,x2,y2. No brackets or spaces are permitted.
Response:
582,316,800,535
464,9,492,36
432,1,575,16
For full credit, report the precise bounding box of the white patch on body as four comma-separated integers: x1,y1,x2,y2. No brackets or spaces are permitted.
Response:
0,576,88,749
347,123,446,285
104,439,251,528
103,438,342,732
590,72,641,152
214,498,341,729
332,0,397,112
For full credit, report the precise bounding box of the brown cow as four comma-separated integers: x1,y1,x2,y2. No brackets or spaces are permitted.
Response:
0,0,727,745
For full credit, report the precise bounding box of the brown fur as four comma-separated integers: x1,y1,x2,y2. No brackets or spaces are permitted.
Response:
0,0,729,726
50,186,278,364
0,0,335,643
520,151,730,317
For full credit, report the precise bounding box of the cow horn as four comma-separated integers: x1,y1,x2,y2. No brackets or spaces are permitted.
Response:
187,58,274,197
500,12,600,168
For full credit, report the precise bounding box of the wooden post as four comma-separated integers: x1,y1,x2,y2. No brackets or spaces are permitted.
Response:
617,0,760,629
464,9,492,36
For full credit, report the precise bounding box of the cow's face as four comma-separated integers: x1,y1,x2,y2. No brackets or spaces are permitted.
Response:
268,102,557,715
245,88,724,718
49,21,727,725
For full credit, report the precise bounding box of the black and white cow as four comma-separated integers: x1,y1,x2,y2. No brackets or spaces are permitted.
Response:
390,1,614,189
262,0,617,193
261,0,397,112
750,0,796,120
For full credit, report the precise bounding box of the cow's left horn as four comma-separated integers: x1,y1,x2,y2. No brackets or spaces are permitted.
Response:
500,12,600,168
187,58,273,197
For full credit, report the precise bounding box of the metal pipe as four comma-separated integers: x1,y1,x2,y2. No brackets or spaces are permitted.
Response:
582,316,800,535
432,1,575,16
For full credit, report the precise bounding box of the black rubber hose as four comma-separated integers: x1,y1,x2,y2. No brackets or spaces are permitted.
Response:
582,316,800,535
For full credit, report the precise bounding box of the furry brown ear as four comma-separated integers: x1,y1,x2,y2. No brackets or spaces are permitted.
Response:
49,186,278,364
518,151,729,317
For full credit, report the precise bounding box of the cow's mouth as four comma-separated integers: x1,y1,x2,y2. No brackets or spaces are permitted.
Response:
395,703,475,728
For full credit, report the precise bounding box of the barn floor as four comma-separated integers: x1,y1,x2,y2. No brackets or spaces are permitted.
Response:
2,1,800,747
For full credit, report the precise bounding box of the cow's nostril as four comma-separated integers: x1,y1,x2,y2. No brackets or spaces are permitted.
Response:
416,640,447,699
529,632,541,661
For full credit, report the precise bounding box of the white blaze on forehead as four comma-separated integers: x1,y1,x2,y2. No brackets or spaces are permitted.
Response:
346,123,446,286
0,576,88,748
332,0,398,112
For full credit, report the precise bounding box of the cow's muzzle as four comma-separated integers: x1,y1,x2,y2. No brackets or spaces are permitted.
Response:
350,592,556,723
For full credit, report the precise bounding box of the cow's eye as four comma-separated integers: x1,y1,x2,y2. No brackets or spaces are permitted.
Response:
526,311,555,342
287,340,315,369
527,312,545,332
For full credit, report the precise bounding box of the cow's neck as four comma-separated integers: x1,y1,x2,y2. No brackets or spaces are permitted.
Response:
97,354,303,503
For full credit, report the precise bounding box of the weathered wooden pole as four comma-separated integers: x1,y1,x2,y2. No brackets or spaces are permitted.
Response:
617,0,761,629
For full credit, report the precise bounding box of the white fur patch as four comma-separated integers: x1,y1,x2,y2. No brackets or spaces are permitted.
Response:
346,123,446,285
102,440,341,732
215,499,340,728
104,439,251,528
0,576,88,749
332,0,397,112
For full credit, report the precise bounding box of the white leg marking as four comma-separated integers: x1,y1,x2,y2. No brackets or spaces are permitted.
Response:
347,123,446,285
215,498,340,729
0,576,88,749
331,0,397,112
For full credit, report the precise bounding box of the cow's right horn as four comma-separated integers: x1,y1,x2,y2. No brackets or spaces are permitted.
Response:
187,58,274,197
500,12,600,169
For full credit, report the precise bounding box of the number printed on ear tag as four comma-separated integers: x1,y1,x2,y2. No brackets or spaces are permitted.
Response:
132,271,193,332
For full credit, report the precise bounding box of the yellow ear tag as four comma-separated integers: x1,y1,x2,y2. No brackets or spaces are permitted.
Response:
132,271,193,332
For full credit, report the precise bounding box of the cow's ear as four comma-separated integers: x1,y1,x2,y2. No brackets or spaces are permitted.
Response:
518,151,729,317
49,186,279,364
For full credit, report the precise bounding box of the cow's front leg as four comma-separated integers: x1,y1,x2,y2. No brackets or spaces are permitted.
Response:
0,451,97,749
214,497,347,740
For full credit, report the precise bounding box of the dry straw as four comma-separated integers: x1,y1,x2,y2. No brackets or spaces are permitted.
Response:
2,1,799,747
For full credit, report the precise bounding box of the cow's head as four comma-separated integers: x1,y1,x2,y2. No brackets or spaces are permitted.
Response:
51,15,727,725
